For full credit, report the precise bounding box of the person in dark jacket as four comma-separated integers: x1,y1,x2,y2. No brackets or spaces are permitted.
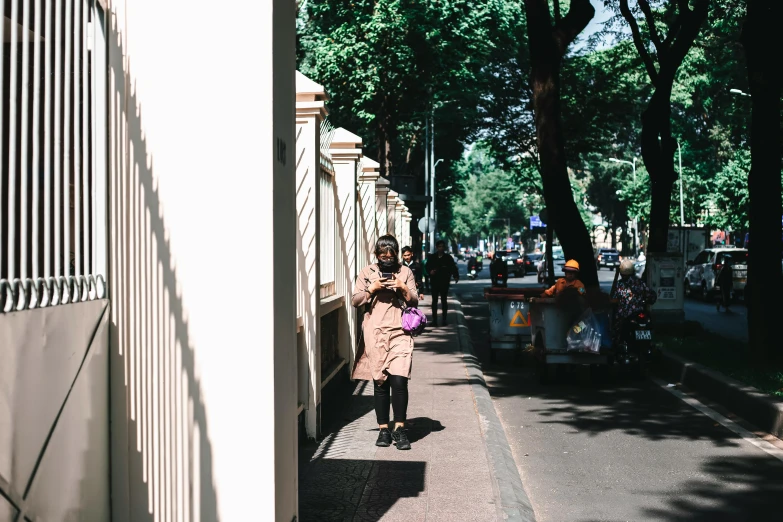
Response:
715,255,734,312
427,240,459,326
402,246,424,300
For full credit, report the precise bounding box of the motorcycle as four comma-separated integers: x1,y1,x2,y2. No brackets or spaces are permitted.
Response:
615,309,656,377
492,269,507,287
468,267,479,280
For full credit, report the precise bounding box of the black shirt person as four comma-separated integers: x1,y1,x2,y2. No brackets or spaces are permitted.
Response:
427,240,459,326
402,246,424,300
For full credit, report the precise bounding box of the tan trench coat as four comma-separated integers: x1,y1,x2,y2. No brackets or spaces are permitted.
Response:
351,264,419,383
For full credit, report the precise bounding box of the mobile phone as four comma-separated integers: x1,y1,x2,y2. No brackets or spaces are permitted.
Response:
381,272,393,280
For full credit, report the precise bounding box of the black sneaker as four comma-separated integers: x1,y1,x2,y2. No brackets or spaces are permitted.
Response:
376,428,392,447
392,426,411,450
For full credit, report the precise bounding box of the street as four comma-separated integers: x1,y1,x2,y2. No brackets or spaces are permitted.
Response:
448,261,782,521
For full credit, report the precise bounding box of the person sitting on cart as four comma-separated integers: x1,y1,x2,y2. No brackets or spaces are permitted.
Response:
542,259,586,297
610,259,657,344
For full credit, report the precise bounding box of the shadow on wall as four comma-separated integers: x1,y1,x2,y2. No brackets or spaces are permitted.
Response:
106,12,219,522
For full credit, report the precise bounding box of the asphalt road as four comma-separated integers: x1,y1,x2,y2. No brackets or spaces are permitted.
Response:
443,262,782,521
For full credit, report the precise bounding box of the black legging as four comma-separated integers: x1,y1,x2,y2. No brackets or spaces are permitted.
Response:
374,374,409,425
431,283,449,320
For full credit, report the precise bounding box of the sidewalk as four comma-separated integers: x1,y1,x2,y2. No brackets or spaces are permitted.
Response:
298,296,534,522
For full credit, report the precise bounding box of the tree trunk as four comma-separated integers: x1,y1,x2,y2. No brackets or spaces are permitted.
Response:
741,0,783,365
642,90,678,254
618,0,709,255
525,0,597,287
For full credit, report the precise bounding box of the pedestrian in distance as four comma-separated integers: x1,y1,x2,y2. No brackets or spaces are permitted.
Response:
402,246,424,300
427,240,459,326
715,255,734,312
351,235,419,450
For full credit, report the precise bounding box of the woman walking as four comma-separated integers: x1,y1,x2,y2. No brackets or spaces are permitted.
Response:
352,235,419,450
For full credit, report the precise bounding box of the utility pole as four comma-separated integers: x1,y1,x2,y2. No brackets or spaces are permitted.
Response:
429,110,436,252
678,140,684,226
424,115,430,255
609,156,639,255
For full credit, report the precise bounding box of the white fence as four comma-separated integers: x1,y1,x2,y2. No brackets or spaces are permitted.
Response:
295,71,411,439
1,0,107,312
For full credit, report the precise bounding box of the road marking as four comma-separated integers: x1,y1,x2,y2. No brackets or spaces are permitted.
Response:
653,377,783,464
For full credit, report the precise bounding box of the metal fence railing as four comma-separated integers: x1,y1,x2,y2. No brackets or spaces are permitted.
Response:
0,0,107,312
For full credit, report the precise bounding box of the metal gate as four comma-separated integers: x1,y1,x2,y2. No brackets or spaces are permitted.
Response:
0,1,109,520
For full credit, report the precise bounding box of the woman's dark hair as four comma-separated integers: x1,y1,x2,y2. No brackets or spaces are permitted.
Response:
401,246,413,254
375,235,399,258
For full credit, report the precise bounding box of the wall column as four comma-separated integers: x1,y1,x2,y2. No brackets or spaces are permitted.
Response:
295,72,327,440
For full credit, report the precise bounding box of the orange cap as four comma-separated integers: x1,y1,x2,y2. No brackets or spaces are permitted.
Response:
564,259,580,271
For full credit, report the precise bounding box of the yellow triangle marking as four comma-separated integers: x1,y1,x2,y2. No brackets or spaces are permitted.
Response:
509,310,529,327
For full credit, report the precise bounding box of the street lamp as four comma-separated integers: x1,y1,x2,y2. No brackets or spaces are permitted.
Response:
678,141,684,226
609,156,639,255
730,88,751,97
609,156,636,181
430,158,444,251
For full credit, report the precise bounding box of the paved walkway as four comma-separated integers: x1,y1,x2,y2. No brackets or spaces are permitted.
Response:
298,297,532,522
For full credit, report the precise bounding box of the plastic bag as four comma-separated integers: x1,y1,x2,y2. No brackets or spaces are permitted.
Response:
566,308,602,354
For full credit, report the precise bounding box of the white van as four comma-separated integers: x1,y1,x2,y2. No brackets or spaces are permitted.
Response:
683,247,748,300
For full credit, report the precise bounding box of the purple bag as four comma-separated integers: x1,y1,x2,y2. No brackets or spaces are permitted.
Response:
401,304,427,337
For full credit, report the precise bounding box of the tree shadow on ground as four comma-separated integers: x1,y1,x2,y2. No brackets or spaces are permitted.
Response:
639,454,783,521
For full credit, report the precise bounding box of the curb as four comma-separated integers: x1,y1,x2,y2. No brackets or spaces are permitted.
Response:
656,350,783,438
451,295,536,522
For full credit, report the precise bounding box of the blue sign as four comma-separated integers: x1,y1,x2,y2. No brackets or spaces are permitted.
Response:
530,215,545,228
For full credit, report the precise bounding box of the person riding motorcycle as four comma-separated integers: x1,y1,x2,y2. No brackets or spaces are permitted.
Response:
490,252,508,287
543,259,586,297
610,259,657,344
475,252,484,270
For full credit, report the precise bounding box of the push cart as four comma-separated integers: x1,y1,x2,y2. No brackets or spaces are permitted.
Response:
483,287,547,362
528,296,615,382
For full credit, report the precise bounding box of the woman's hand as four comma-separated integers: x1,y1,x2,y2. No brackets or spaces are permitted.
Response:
384,275,411,299
367,279,384,295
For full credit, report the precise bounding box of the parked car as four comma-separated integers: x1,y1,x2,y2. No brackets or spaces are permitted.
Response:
523,253,543,275
495,249,525,277
595,248,621,270
683,247,748,301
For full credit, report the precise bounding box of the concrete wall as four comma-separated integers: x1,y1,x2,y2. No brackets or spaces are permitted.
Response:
106,1,298,521
0,301,110,521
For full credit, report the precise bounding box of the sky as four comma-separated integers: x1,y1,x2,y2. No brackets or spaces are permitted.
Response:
574,1,617,52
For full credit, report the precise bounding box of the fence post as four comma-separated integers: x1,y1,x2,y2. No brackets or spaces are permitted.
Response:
358,157,381,267
375,177,391,237
329,129,363,390
295,71,327,440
